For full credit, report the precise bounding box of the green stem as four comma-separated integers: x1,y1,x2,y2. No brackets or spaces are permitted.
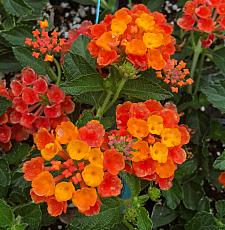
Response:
46,65,58,82
193,51,205,96
128,0,132,8
96,90,113,118
122,220,136,230
104,78,127,113
188,38,202,94
54,59,62,85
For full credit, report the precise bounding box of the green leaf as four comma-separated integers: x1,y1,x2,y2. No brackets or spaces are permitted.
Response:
186,110,209,145
162,181,183,210
61,75,104,95
197,197,210,212
9,172,30,204
68,198,123,230
63,36,97,81
136,207,153,230
146,0,165,11
182,182,204,210
216,200,225,218
74,92,103,107
0,53,20,73
201,79,225,113
2,0,32,17
1,26,32,46
210,48,225,76
76,110,95,128
13,47,48,75
213,150,225,170
10,224,28,230
121,78,173,101
22,0,48,21
2,16,15,30
151,204,178,228
209,120,225,143
175,158,198,182
0,199,14,228
4,142,31,165
120,172,141,198
0,159,11,188
185,211,218,230
14,203,42,230
0,96,12,116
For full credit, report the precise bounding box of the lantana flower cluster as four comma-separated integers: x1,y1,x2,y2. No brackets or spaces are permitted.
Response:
103,99,190,190
87,4,175,70
25,20,65,62
156,59,193,93
22,120,123,217
0,67,74,151
177,0,225,47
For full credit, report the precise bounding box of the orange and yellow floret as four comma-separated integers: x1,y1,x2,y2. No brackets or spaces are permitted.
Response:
110,99,190,190
23,120,121,217
87,4,175,70
23,101,190,217
25,20,65,62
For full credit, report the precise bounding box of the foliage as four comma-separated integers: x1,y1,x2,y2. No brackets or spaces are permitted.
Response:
0,0,225,229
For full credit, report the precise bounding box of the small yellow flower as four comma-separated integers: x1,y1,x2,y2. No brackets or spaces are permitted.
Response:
67,139,90,160
44,54,54,62
135,13,155,31
143,32,164,49
41,142,59,161
55,182,75,202
40,20,48,29
82,164,104,187
150,142,168,163
111,19,127,35
89,148,103,168
161,128,181,147
147,115,164,135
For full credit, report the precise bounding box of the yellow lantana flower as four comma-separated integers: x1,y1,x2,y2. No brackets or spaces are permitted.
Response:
67,139,90,160
150,142,168,163
82,164,104,187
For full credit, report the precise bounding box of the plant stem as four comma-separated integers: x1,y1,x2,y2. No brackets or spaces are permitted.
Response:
96,78,127,118
46,65,58,82
104,78,127,113
128,0,132,8
122,220,136,230
188,38,202,94
54,59,62,85
96,90,113,118
193,51,205,96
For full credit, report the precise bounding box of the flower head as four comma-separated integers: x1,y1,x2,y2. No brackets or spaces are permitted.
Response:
88,4,175,70
177,0,225,47
22,120,112,217
156,59,193,93
25,20,65,62
0,68,75,151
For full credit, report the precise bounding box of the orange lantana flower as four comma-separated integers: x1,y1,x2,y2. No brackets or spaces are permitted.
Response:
56,121,79,144
72,187,97,212
55,182,75,202
32,171,55,197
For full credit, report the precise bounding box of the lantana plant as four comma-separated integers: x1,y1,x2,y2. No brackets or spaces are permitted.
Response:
1,1,225,229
